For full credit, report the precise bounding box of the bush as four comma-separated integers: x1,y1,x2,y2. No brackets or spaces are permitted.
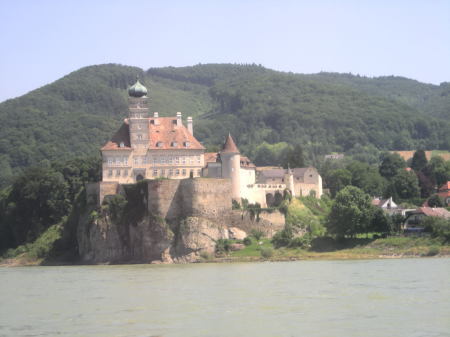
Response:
250,229,264,241
199,251,214,261
271,225,293,248
421,216,450,242
243,237,252,246
260,247,274,259
215,239,232,254
424,246,440,256
288,234,312,249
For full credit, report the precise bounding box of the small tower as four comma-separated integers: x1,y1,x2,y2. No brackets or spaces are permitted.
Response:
220,134,241,201
284,166,296,197
128,76,150,149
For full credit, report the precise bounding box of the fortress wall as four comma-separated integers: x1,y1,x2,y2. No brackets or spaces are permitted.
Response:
89,182,120,206
181,178,232,219
229,210,285,238
147,179,182,220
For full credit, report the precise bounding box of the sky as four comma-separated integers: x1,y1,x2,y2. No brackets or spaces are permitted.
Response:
1,0,449,102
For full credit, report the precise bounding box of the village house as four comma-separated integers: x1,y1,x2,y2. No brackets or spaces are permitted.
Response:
403,207,450,232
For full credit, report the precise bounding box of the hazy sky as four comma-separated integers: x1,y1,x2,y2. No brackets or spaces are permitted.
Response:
1,0,449,102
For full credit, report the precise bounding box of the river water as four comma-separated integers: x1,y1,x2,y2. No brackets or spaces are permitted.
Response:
0,258,449,337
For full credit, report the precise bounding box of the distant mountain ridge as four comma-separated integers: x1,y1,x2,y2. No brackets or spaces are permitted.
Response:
0,63,448,187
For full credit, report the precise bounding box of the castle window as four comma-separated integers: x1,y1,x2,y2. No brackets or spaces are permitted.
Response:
137,134,143,140
142,157,147,164
168,156,173,164
119,142,125,148
150,120,155,125
108,158,113,165
161,156,166,164
134,157,139,165
123,157,128,165
169,169,173,176
197,156,201,163
176,169,180,176
152,156,157,164
124,169,128,176
182,156,186,164
161,169,165,176
190,156,194,164
182,169,186,176
175,156,179,164
153,169,158,176
171,141,177,147
156,141,163,147
116,157,121,164
137,124,142,130
116,169,120,176
190,169,194,177
184,141,190,148
108,169,113,176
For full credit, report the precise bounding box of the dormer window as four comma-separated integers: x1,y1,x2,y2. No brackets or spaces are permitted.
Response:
119,142,124,148
184,141,190,148
156,141,163,148
171,141,178,147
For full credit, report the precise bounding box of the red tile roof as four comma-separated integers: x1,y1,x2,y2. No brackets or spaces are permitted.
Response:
221,134,240,153
101,117,205,151
204,152,219,163
438,181,450,192
101,120,132,150
148,117,204,150
417,207,450,219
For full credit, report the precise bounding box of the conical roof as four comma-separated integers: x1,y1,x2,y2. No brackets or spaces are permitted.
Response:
221,133,240,154
128,76,148,97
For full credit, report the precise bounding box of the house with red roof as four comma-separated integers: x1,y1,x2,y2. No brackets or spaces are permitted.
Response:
437,181,450,206
403,207,450,232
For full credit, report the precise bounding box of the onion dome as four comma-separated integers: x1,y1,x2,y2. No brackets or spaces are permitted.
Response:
128,76,148,97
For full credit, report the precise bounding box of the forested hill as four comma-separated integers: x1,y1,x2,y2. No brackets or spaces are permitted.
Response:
0,63,449,186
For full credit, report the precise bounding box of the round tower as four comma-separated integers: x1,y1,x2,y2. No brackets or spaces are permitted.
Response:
220,134,241,201
284,167,296,197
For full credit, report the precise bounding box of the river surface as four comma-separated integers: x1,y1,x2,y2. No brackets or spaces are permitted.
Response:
0,258,449,337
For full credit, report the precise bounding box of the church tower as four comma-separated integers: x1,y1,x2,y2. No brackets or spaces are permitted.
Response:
220,134,241,201
128,77,150,149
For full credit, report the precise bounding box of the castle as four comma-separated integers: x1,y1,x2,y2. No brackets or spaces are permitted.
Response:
99,78,322,207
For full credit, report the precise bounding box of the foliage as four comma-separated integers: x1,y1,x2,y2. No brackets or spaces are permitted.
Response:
271,225,294,248
326,186,373,237
215,238,232,254
427,194,445,208
102,194,127,222
326,168,352,197
232,199,241,210
250,229,264,241
421,217,450,242
389,170,420,200
243,237,252,246
288,233,312,249
370,208,391,234
260,247,274,259
2,224,62,260
379,152,406,179
1,63,449,189
411,150,428,172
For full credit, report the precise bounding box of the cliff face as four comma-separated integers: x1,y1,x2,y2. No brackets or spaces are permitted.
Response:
77,178,285,264
78,179,231,263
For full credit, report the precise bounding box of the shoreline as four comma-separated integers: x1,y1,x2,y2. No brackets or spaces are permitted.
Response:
2,249,449,267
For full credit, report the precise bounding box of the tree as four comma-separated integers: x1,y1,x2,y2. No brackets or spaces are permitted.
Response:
346,161,387,197
379,153,406,179
390,170,420,200
370,208,391,234
427,157,450,187
326,168,352,197
427,194,444,207
282,144,305,169
411,150,428,171
326,186,373,237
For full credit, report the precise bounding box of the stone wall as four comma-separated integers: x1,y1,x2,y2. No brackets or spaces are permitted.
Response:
147,178,232,221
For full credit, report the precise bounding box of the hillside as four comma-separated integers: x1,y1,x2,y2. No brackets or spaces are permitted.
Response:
0,63,449,187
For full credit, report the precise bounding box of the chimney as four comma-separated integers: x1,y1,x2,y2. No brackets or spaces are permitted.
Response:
176,112,182,127
153,112,160,125
187,116,193,135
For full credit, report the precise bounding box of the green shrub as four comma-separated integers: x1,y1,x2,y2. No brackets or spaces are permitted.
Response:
424,246,440,256
271,225,293,248
215,239,232,254
260,247,274,259
243,237,252,246
250,229,264,241
288,234,312,249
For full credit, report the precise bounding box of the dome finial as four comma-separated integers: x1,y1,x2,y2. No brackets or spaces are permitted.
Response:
128,75,148,97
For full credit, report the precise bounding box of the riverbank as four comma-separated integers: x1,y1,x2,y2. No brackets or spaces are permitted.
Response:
1,236,449,266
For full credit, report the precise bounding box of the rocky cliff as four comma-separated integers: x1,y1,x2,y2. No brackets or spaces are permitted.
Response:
77,179,284,264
